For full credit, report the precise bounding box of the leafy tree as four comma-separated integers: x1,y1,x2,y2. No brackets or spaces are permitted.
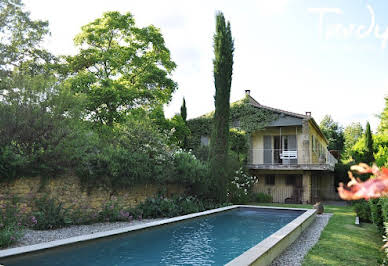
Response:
364,122,375,164
209,12,234,202
66,11,177,126
0,0,54,91
378,96,388,134
319,115,344,152
342,122,363,160
169,114,190,148
180,97,187,123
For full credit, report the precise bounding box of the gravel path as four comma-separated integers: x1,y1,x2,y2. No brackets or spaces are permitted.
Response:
7,219,165,249
271,213,333,266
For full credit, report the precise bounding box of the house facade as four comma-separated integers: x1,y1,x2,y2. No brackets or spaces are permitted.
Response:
245,93,338,204
188,91,338,204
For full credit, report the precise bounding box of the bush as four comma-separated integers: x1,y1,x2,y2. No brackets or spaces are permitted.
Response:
352,200,371,222
228,167,258,204
0,197,24,248
255,192,273,203
137,195,229,218
171,150,208,186
98,198,139,222
369,199,384,234
32,195,71,230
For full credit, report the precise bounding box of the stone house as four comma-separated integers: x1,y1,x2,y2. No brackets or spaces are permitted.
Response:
190,90,338,204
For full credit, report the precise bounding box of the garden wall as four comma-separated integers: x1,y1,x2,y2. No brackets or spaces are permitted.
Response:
0,175,184,212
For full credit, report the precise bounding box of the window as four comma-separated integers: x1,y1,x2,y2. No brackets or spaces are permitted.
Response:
200,136,209,146
286,175,296,186
265,175,275,186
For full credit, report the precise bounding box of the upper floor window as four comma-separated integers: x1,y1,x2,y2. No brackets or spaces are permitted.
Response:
232,120,240,128
200,136,210,146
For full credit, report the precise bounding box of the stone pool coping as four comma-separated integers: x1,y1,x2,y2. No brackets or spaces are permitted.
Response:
226,205,316,266
0,205,315,265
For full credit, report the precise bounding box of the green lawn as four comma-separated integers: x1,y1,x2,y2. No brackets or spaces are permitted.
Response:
253,203,384,265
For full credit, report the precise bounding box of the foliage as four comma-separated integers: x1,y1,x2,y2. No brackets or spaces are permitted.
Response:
99,197,137,222
209,11,234,202
0,0,54,90
65,11,177,126
227,167,258,204
171,150,208,187
369,199,384,234
31,195,71,230
350,128,387,167
378,96,388,135
137,195,229,218
229,128,248,163
0,80,85,180
229,97,276,133
254,192,273,203
168,114,191,148
76,118,175,190
186,98,275,151
342,122,363,160
352,200,371,222
180,98,187,123
319,115,344,152
180,98,188,148
364,122,375,165
0,196,24,248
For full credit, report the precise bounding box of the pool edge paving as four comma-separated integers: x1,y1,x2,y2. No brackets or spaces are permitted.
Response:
226,206,316,266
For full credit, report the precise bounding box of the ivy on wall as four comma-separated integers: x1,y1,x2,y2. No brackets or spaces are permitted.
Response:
187,96,277,151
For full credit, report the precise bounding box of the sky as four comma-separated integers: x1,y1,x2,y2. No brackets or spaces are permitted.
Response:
23,0,388,131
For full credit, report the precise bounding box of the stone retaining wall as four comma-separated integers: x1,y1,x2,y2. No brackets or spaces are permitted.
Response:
0,175,184,212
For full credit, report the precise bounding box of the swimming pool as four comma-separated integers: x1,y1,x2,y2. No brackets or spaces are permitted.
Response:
0,206,314,265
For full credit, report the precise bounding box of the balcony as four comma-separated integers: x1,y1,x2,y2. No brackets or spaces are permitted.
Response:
247,149,337,171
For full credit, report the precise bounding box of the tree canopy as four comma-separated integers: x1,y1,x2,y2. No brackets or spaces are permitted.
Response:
320,115,344,152
65,11,177,126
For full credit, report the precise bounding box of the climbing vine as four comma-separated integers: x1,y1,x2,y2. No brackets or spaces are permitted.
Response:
187,96,277,151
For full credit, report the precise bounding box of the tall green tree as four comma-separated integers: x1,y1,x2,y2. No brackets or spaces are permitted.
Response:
0,0,54,91
320,115,344,152
364,121,375,164
180,97,187,123
66,11,177,126
209,12,234,202
343,122,363,160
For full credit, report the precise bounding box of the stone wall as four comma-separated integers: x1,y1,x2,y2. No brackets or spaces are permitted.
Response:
0,175,185,212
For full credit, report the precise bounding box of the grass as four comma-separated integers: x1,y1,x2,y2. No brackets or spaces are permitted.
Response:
253,203,384,266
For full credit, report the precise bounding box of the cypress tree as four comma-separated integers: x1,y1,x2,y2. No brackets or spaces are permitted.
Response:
180,97,188,149
364,122,375,164
209,11,234,202
180,98,187,123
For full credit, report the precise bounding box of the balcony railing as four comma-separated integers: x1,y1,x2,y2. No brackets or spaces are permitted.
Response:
248,149,337,170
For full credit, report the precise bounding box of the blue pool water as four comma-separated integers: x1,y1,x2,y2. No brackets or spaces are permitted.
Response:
2,208,304,266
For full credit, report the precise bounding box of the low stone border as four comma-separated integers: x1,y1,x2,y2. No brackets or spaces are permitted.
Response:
0,205,315,265
226,205,316,266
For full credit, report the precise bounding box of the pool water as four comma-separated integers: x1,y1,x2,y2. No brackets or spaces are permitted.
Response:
2,208,304,266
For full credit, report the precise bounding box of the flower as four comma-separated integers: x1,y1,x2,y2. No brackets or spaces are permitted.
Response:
338,163,388,200
31,216,38,225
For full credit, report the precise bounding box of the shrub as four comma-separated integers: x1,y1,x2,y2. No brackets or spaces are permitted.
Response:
32,195,71,230
0,197,24,248
254,192,273,203
171,150,208,186
352,200,371,222
137,195,229,218
228,167,258,204
369,199,384,234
